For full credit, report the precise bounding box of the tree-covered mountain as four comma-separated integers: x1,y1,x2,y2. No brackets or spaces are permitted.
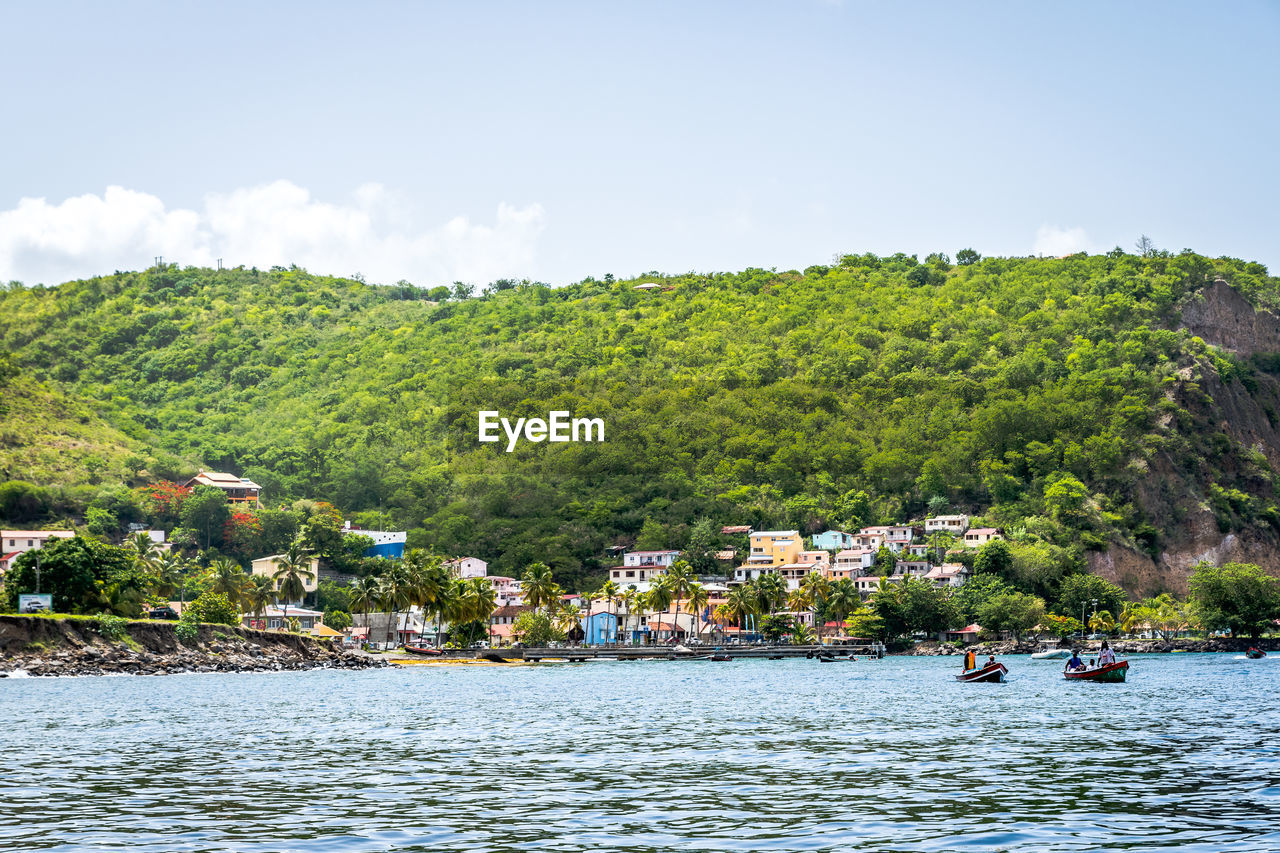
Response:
2,249,1279,592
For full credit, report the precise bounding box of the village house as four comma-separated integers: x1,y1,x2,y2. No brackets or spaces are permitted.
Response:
925,515,970,535
746,530,803,567
860,525,915,554
445,556,488,578
243,606,324,632
183,471,261,506
831,548,875,578
941,623,982,643
855,574,901,596
488,604,530,644
777,550,831,589
250,553,322,600
811,530,854,551
895,559,931,578
924,563,970,587
2,529,74,556
609,549,681,588
485,576,524,605
964,528,1003,548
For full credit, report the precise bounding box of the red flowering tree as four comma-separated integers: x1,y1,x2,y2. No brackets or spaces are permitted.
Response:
223,510,264,561
135,482,193,525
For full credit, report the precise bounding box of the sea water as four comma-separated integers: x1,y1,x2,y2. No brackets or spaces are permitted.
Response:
2,654,1278,852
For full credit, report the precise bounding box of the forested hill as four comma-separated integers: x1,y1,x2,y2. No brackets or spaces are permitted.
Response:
2,250,1280,592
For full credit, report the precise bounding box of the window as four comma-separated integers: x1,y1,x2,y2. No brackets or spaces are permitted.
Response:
626,571,635,578
639,571,646,580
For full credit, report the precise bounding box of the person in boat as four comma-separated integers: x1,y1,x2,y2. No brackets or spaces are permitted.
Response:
985,655,997,668
1098,641,1116,666
1066,650,1085,671
964,650,976,671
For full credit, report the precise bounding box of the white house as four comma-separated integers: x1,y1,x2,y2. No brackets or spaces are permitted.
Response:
924,564,969,587
925,515,970,535
963,528,1003,548
447,556,489,578
485,576,524,605
1,530,74,556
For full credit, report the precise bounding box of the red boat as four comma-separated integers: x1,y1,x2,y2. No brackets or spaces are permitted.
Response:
1063,660,1128,682
403,644,443,656
956,662,1008,683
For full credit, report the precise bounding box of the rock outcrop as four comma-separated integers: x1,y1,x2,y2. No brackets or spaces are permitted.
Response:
0,615,388,677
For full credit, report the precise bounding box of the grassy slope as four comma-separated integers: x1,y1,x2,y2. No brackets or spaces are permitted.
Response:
0,252,1278,580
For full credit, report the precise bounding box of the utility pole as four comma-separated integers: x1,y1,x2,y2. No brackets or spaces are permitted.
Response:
216,258,223,271
34,550,41,594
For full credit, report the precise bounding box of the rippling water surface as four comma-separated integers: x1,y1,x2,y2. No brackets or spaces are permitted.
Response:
3,654,1280,852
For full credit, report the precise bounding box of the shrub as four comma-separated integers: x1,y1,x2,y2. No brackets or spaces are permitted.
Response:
95,613,130,642
185,592,240,626
174,618,199,644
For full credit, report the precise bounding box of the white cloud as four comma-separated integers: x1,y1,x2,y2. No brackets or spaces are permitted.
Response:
0,181,546,285
1032,224,1091,258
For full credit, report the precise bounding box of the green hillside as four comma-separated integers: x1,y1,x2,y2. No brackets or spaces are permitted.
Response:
1,250,1278,587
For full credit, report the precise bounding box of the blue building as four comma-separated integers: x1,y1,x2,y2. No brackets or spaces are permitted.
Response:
343,525,407,559
811,530,853,551
582,611,620,645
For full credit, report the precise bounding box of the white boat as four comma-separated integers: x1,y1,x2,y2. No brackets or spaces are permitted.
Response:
1031,645,1072,660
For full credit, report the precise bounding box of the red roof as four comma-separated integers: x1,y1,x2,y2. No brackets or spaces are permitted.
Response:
949,624,982,634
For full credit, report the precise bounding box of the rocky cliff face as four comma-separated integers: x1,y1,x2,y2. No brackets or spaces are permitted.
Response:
0,615,387,676
1091,281,1280,596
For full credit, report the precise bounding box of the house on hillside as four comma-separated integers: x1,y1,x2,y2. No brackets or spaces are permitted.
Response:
184,471,261,506
746,531,802,567
925,515,970,535
2,530,74,556
963,528,1003,548
445,556,488,578
812,530,853,551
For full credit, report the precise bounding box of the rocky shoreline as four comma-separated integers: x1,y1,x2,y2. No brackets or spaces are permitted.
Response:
903,637,1280,656
0,615,389,677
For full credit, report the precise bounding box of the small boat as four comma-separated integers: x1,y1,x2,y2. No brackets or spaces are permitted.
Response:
1064,660,1129,682
956,662,1008,683
1246,647,1267,659
403,644,443,656
710,653,731,661
1031,645,1072,660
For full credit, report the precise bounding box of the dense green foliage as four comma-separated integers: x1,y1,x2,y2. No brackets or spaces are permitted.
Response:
1188,561,1280,638
2,251,1279,590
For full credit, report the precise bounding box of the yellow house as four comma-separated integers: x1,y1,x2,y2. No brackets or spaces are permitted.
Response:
746,530,803,567
250,554,322,599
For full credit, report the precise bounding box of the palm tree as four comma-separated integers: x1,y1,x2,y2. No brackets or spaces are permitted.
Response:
470,578,498,645
664,560,694,643
619,587,639,644
272,541,316,628
126,531,161,567
646,574,674,644
349,575,381,646
521,562,559,613
712,603,733,643
801,571,831,643
826,578,860,636
378,564,413,646
725,584,756,640
244,575,275,629
594,579,622,644
788,587,813,644
405,550,452,646
755,573,787,619
207,557,248,610
151,551,187,610
686,582,709,643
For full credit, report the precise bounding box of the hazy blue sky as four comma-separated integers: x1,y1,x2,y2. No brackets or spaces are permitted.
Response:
1,1,1276,286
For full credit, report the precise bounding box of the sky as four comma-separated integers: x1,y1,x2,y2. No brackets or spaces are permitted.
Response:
1,0,1277,287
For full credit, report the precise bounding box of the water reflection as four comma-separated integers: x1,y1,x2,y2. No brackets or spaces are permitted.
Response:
2,655,1278,851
